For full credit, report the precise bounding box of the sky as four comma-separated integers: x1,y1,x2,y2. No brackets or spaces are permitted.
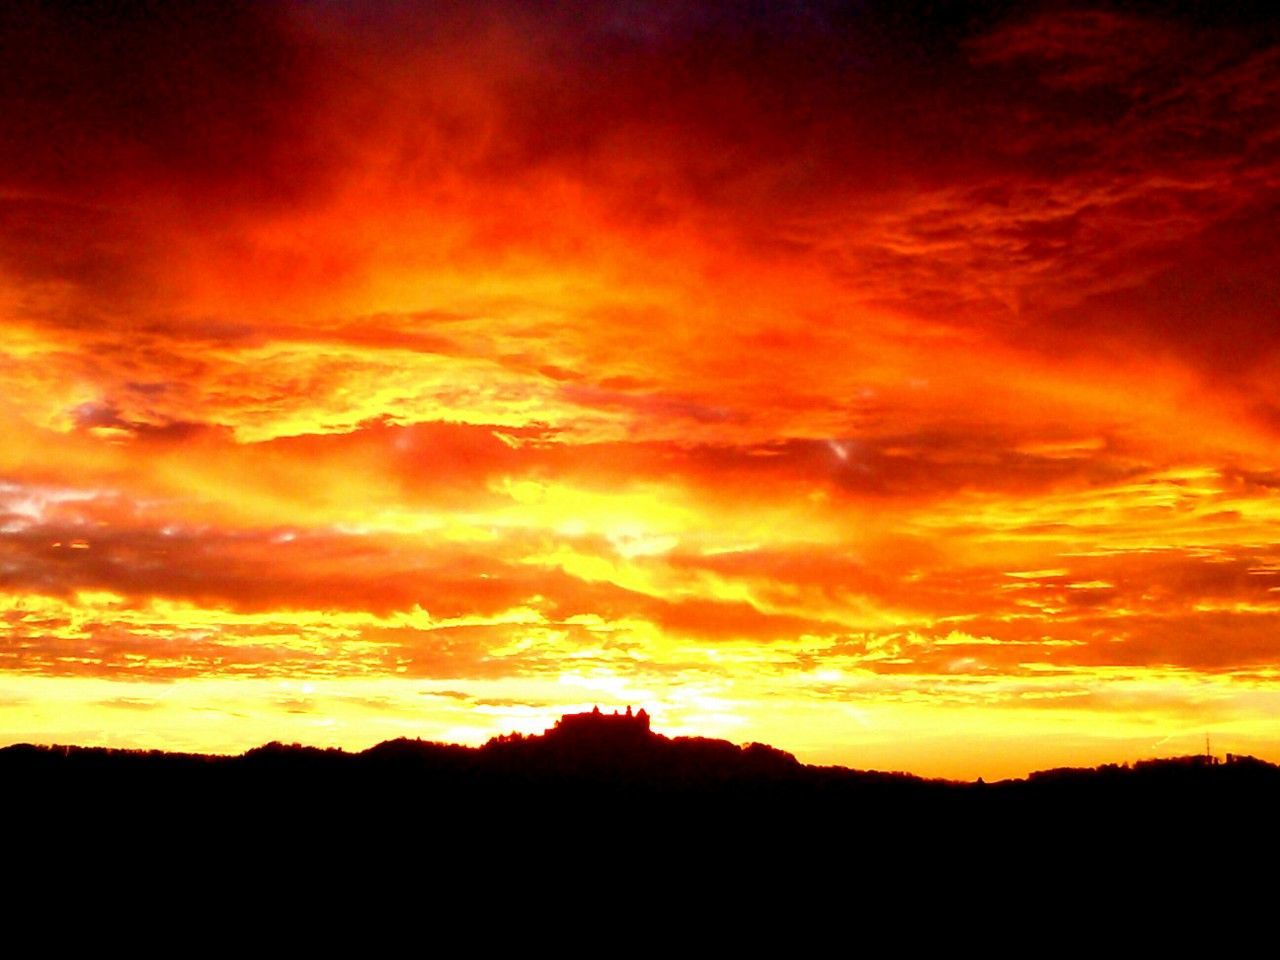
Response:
1,0,1278,779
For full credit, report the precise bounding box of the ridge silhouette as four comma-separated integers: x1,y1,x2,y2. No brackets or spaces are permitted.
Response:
5,708,1278,859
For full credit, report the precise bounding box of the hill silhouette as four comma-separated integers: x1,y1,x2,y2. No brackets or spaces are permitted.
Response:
5,708,1277,860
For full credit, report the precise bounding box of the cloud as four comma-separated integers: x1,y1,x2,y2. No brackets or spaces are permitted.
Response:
2,1,1280,774
0,0,338,208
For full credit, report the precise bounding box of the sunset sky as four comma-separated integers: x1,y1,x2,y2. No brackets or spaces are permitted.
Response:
2,0,1279,778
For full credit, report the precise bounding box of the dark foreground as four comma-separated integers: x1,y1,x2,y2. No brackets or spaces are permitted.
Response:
12,710,1271,925
6,710,1277,853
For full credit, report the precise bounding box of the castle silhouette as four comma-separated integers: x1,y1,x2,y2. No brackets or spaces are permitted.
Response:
548,705,651,738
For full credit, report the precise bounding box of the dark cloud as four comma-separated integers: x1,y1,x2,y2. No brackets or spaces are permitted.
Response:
1039,202,1280,375
0,0,337,207
0,522,541,617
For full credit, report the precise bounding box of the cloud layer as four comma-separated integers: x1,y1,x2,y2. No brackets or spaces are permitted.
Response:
2,1,1279,777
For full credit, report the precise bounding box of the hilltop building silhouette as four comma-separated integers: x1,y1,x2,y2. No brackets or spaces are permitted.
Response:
550,705,651,738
